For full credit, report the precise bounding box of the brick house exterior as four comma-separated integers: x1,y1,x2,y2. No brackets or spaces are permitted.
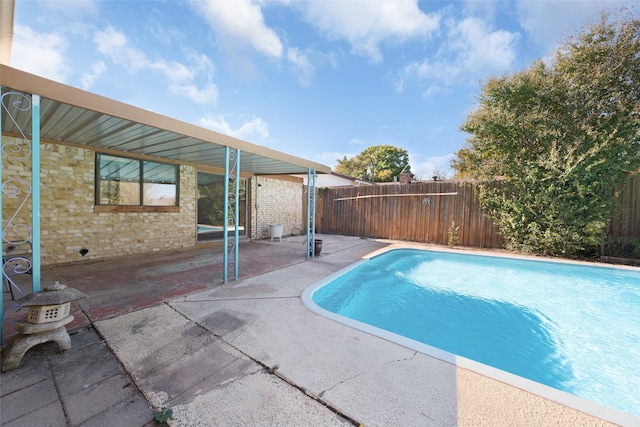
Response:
1,135,311,266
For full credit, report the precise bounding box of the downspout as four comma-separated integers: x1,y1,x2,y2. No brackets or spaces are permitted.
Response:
0,0,15,65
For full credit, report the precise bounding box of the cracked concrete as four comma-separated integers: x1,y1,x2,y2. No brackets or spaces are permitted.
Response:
94,249,462,425
389,351,418,364
318,372,364,399
95,298,357,425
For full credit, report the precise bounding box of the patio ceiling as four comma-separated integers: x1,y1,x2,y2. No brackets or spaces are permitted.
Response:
0,65,330,176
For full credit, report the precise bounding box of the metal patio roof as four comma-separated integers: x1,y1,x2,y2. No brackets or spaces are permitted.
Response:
0,65,330,176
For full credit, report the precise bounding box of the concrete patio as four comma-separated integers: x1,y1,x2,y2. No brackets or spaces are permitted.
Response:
1,235,634,426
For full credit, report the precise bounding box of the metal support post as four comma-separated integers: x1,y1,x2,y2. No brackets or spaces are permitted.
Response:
306,169,317,259
223,147,230,283
31,94,40,292
223,147,240,282
0,90,41,342
232,151,240,280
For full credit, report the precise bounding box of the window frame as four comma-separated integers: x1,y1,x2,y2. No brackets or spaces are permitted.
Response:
95,153,180,213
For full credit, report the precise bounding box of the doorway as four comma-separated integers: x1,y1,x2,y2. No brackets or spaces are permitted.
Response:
197,171,247,242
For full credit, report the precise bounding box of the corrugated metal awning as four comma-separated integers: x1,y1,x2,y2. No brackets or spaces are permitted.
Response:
1,65,330,175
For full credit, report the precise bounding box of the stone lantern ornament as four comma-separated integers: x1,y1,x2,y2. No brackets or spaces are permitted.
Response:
1,281,87,372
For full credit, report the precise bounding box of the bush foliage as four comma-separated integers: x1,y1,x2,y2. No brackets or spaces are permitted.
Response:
453,12,640,256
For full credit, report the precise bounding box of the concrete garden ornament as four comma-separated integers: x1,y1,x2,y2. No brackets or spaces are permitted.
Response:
1,281,87,371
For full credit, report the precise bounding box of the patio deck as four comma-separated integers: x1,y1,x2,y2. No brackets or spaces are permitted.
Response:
2,238,311,343
1,235,631,426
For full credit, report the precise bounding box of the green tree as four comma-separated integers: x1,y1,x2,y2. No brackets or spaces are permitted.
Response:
336,145,412,183
452,12,640,256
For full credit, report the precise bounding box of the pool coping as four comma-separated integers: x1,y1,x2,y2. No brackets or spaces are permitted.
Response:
301,243,640,427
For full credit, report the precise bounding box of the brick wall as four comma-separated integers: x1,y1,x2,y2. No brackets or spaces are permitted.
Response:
2,137,197,265
44,144,197,264
2,136,306,265
251,175,304,239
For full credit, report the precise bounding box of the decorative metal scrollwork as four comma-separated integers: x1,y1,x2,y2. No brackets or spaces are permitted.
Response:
1,90,34,304
2,179,33,245
1,91,33,160
226,149,239,273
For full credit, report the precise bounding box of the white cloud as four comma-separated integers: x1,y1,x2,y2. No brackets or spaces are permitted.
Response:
395,16,519,95
10,24,70,82
165,53,218,104
398,59,461,92
148,11,185,46
151,60,194,83
410,152,456,180
515,0,630,50
199,114,270,144
299,0,440,63
319,151,354,169
287,47,315,86
449,17,518,73
169,83,219,105
93,26,218,104
420,83,443,98
93,26,148,72
189,0,283,58
80,60,106,89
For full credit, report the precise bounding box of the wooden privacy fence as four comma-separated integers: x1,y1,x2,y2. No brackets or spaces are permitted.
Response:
314,181,504,248
313,175,640,249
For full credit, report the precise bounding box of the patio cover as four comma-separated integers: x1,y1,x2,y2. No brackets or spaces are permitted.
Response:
0,64,331,176
1,65,325,340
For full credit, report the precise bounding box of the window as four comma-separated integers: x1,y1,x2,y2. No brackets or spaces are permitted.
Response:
96,153,178,207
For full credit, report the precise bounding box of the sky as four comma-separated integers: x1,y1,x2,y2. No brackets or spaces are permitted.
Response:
9,0,637,179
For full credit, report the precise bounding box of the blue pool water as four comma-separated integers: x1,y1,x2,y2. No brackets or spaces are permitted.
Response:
197,224,222,233
309,249,640,417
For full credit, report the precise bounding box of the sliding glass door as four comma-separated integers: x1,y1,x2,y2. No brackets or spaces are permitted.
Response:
196,172,246,242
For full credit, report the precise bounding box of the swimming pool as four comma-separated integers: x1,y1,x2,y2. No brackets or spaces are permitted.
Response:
303,247,640,422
